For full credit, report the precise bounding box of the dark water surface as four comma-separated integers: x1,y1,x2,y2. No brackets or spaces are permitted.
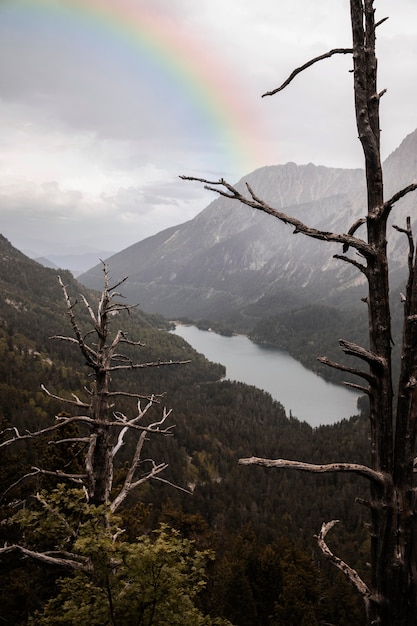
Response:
172,325,360,427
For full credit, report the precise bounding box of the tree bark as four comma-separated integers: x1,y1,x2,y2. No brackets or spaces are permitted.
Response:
183,2,417,623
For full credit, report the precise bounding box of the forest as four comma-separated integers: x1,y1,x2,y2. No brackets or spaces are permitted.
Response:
0,234,369,624
248,297,405,385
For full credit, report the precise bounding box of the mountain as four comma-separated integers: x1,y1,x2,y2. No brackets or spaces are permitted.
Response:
79,130,417,330
0,234,368,624
29,250,116,276
33,256,59,270
0,232,225,464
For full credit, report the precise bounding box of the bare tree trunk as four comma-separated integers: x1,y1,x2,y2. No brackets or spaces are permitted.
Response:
183,1,417,623
1,266,191,513
351,2,416,623
0,266,192,573
85,286,114,505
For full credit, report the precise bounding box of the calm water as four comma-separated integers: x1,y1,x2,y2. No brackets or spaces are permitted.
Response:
172,325,360,427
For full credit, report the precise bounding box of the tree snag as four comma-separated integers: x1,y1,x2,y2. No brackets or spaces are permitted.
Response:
1,264,191,510
0,265,193,573
183,2,417,624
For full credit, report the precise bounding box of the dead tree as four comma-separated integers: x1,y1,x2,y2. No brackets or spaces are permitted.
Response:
183,2,417,624
1,265,191,513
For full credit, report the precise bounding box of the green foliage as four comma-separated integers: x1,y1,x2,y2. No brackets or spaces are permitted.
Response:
6,482,230,625
34,534,224,626
12,486,89,541
20,487,230,626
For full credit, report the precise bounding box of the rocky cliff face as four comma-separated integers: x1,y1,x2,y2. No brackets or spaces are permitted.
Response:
79,130,417,327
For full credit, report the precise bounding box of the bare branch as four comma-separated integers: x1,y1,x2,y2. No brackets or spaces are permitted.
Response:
128,462,169,490
110,455,168,513
316,520,371,598
262,48,353,97
111,426,128,458
338,339,385,368
345,217,366,242
57,276,97,367
112,397,172,432
30,467,87,484
49,437,90,445
106,271,129,293
110,404,174,511
375,16,389,28
333,254,368,275
344,381,371,395
0,415,93,449
1,425,21,437
393,218,414,278
80,293,99,328
107,330,125,355
152,475,193,494
382,184,417,220
0,544,91,572
317,355,375,385
118,335,146,347
106,421,175,436
107,390,163,401
180,176,373,257
1,469,42,500
109,358,191,371
50,335,98,364
238,457,385,483
41,385,90,409
110,430,147,512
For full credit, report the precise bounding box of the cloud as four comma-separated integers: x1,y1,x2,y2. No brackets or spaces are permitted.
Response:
0,177,197,256
0,0,416,258
0,100,210,254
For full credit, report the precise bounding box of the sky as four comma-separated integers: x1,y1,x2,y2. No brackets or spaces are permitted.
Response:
1,0,417,258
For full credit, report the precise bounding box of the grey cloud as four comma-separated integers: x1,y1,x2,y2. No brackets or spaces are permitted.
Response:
0,0,416,259
0,6,201,148
101,180,209,217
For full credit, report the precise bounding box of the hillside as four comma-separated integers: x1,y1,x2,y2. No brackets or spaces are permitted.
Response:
79,163,366,325
0,233,224,433
79,129,417,332
0,235,368,624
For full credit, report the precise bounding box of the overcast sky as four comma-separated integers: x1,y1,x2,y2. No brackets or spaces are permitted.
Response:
1,0,416,257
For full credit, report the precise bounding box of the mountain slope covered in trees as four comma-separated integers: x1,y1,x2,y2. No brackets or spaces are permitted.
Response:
0,235,370,624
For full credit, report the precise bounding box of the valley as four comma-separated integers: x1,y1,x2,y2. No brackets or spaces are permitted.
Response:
0,234,368,624
2,127,417,626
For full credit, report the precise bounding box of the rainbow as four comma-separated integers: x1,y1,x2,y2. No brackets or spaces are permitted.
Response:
7,0,270,177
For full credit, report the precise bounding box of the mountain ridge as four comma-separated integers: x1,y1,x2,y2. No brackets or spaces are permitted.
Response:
78,129,417,328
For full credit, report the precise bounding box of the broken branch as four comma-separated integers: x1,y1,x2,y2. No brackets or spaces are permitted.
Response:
316,520,370,598
238,457,384,483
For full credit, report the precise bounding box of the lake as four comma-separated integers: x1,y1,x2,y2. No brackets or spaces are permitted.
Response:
172,325,361,427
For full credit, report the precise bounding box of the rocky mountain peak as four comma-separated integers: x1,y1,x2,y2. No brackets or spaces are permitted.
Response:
78,129,417,327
